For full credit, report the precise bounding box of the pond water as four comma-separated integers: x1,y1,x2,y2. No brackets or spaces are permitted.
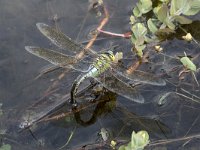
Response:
0,0,200,149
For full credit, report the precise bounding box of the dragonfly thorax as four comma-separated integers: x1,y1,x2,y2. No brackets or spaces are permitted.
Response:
91,51,115,77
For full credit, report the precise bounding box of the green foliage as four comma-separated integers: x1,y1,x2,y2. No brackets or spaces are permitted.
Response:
118,130,149,150
130,0,200,57
131,23,147,57
147,19,158,33
0,144,11,150
133,0,152,17
180,52,197,72
170,0,200,16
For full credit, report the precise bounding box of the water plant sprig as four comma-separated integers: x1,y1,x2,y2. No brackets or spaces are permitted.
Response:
130,0,200,57
119,130,149,150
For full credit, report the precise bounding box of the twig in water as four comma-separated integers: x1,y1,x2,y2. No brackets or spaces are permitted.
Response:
97,29,131,38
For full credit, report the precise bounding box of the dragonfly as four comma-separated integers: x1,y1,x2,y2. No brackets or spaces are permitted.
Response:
25,23,166,107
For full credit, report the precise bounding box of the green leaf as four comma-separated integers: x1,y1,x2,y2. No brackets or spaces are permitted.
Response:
137,131,150,146
170,0,191,15
144,35,156,43
131,130,149,149
133,5,142,17
170,0,176,15
137,2,144,14
118,130,149,150
127,142,132,150
140,0,152,14
118,145,125,150
0,144,11,150
184,0,200,15
131,34,136,44
130,15,136,25
173,15,192,24
180,0,191,15
153,6,161,16
131,131,137,147
133,0,152,17
190,0,200,9
147,18,158,33
180,56,197,72
157,4,168,22
132,23,147,38
165,16,175,30
135,36,145,46
185,8,200,15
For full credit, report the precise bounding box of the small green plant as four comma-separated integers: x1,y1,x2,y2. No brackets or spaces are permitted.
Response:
130,0,200,57
0,144,11,150
180,52,196,72
118,130,149,150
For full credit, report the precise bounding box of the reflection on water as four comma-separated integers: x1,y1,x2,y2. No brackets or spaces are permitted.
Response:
0,0,200,149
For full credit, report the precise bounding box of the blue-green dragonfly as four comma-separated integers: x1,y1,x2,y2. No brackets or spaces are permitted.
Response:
25,23,166,107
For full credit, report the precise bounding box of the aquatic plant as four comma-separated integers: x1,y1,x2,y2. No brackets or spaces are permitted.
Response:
119,130,149,150
180,52,197,72
0,144,11,150
130,0,200,57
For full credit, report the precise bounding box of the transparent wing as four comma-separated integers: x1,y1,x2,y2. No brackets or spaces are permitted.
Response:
25,46,92,72
125,70,166,86
19,80,97,129
36,23,86,53
95,71,144,103
25,46,76,66
112,66,166,86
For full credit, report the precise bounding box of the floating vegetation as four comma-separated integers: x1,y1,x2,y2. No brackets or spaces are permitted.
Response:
0,144,11,150
119,130,149,150
130,0,200,57
180,52,197,72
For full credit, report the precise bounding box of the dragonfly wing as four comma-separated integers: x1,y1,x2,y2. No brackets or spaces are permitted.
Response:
125,70,166,86
36,23,85,53
25,46,76,67
94,71,144,103
113,66,166,86
25,46,93,72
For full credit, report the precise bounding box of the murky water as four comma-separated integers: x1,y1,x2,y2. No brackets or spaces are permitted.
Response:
0,0,200,149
